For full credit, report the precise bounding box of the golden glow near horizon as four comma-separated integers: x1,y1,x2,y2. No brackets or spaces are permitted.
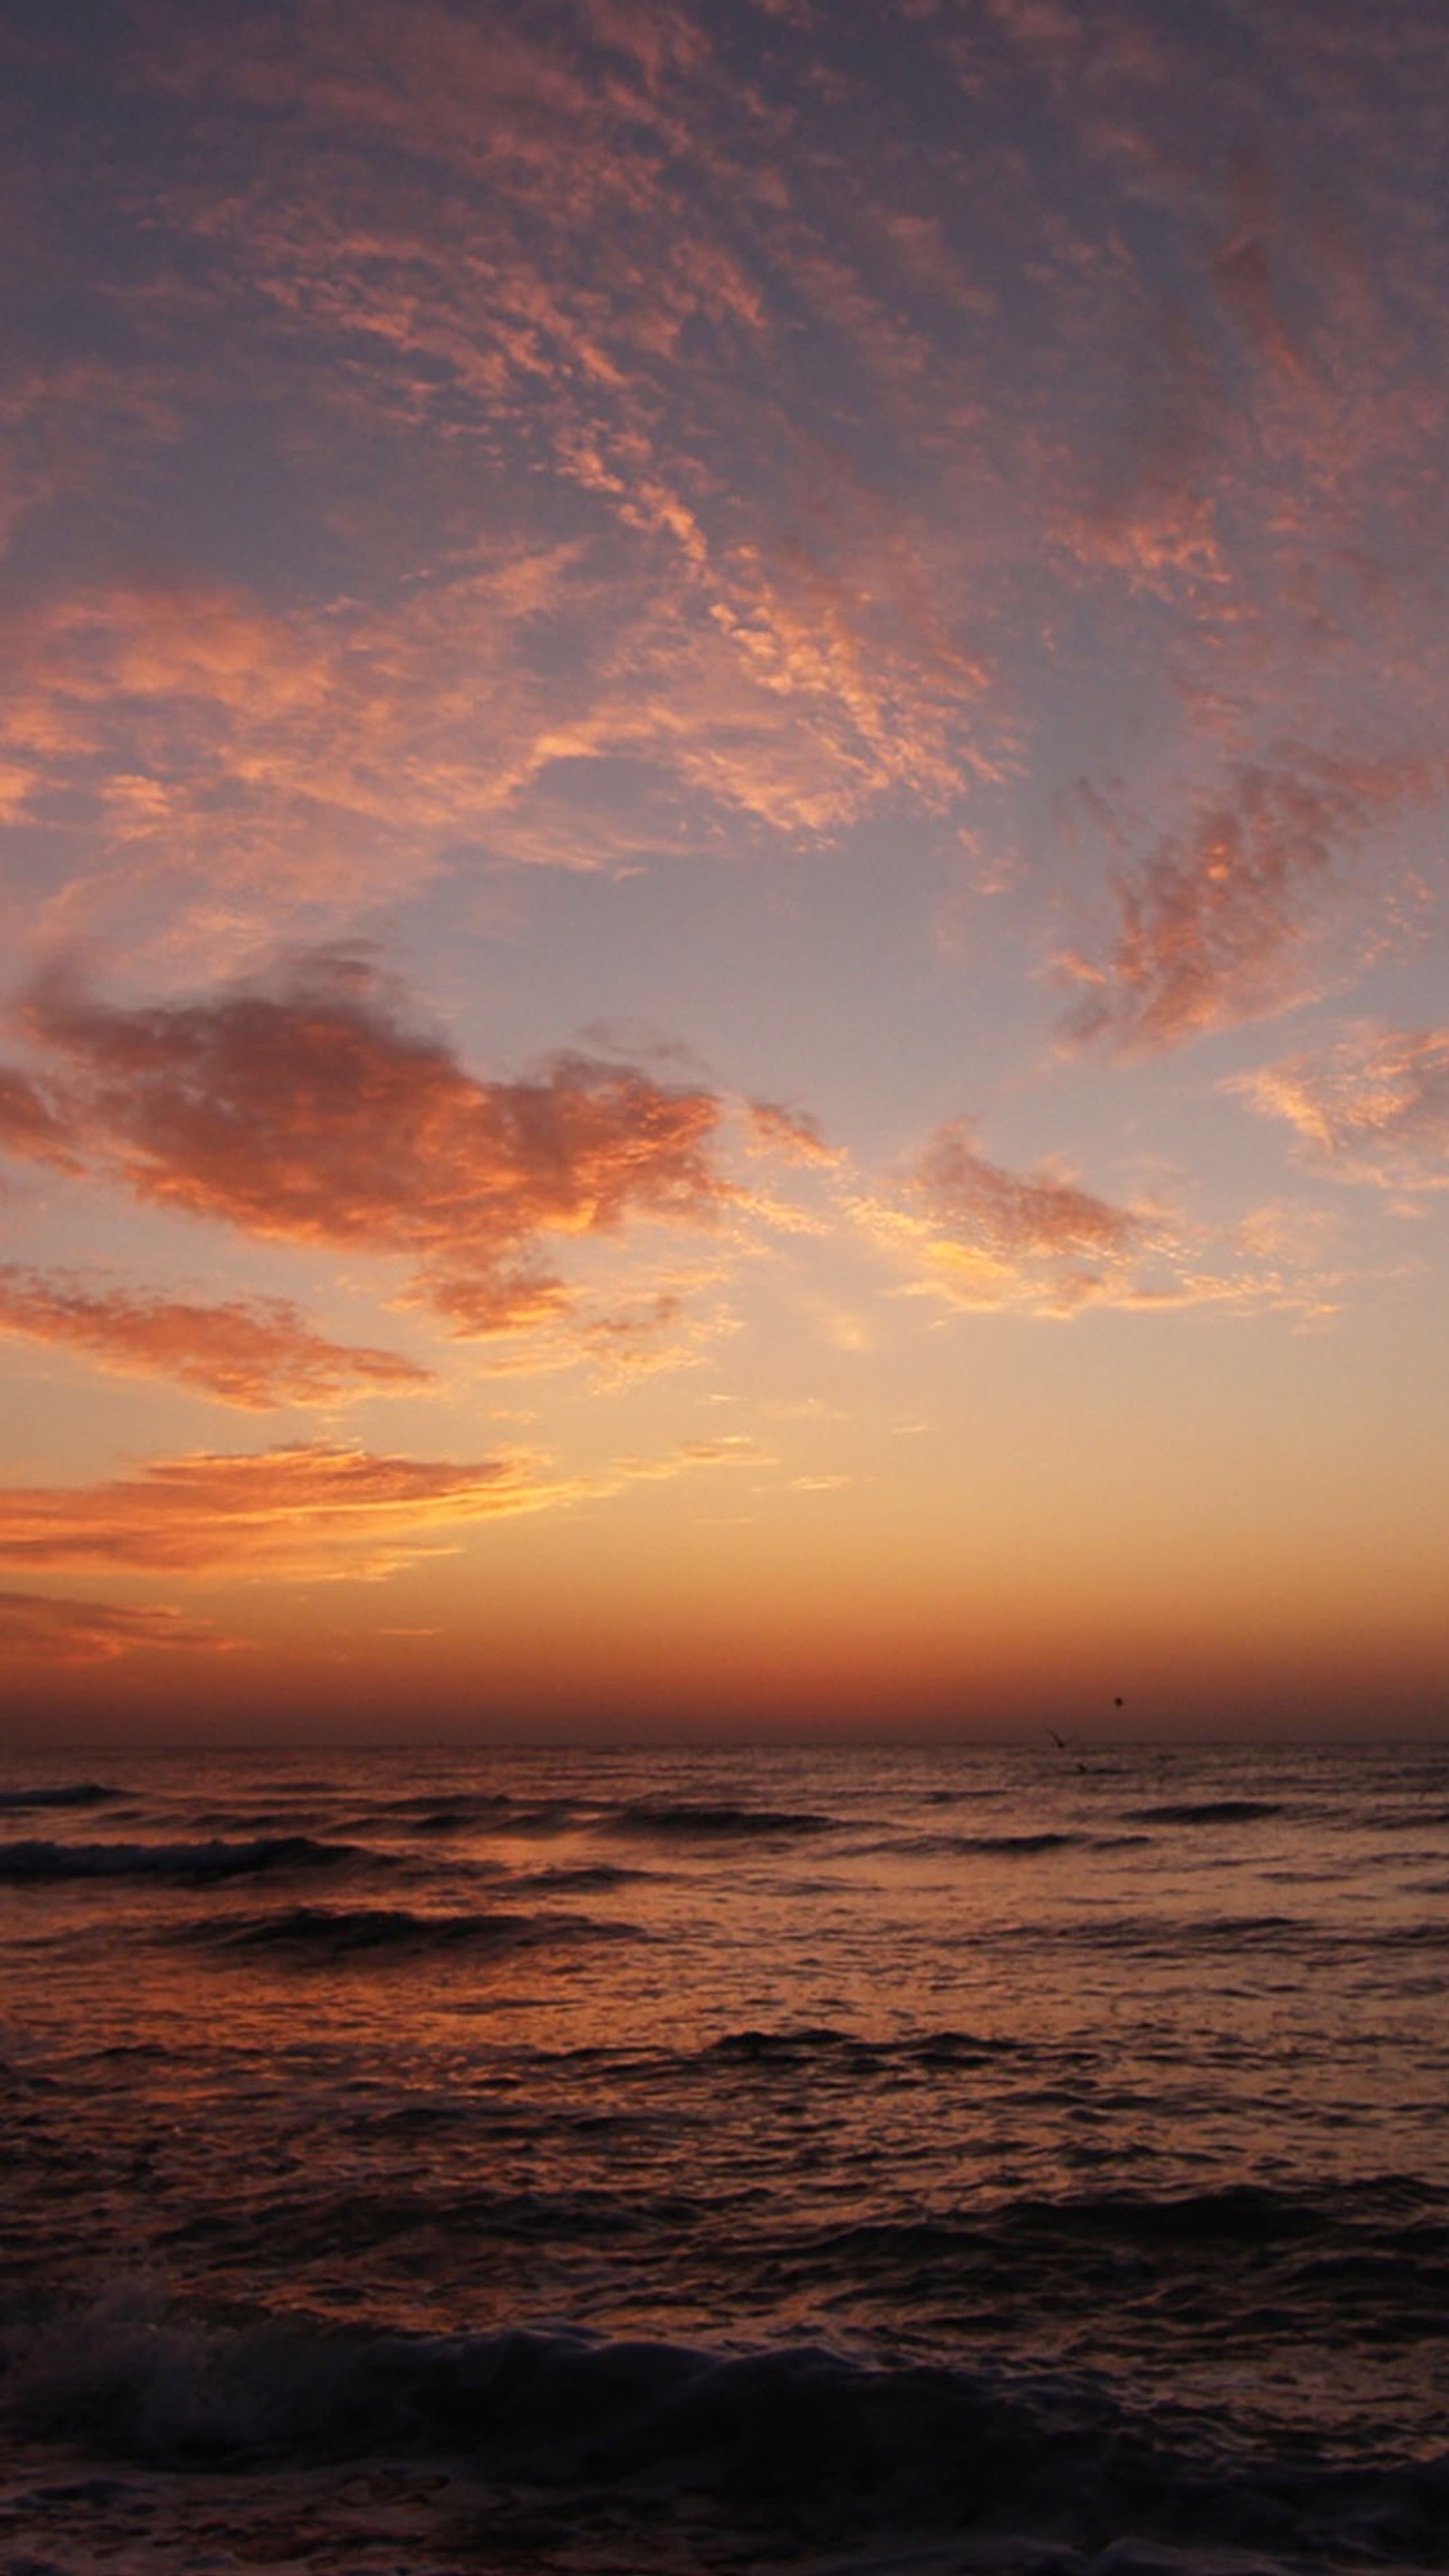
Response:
2,0,1448,1739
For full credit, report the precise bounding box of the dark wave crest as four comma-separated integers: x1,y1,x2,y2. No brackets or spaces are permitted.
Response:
609,1801,830,1840
0,1835,365,1884
512,1863,654,1892
0,1782,125,1810
1128,1799,1285,1824
905,1828,1150,1857
187,1903,631,1962
707,2024,1022,2071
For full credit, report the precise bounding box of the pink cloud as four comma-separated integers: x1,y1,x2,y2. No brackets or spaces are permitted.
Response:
44,2,1006,889
6,954,734,1336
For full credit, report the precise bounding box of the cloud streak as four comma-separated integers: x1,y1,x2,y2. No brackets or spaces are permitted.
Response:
0,1440,570,1581
0,1426,770,1587
0,1589,223,1664
0,1269,430,1408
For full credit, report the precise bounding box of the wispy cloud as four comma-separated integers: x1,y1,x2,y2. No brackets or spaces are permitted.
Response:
854,1115,1149,1315
14,0,1007,911
0,1065,81,1168
852,1112,1337,1319
0,559,607,931
744,1100,840,1164
8,0,1447,983
0,1268,430,1408
0,359,179,562
1059,754,1434,1055
917,1118,1141,1265
6,953,734,1337
1237,1024,1449,1189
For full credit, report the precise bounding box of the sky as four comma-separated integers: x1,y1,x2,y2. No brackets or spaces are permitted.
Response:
2,0,1447,1743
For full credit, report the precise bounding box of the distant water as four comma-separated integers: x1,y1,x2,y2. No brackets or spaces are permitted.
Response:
3,1740,1447,2576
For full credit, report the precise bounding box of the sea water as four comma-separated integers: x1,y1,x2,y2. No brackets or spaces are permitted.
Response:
2,1739,1446,2574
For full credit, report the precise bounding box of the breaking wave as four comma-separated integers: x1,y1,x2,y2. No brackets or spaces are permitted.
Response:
5,2300,1446,2561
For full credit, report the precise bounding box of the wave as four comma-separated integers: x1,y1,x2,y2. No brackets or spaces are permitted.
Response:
992,1909,1314,1956
796,2178,1388,2267
904,1828,1151,1857
1128,1799,1285,1825
0,1835,366,1884
6,2299,1447,2559
707,2024,1023,2070
511,1863,653,1892
349,1790,582,1838
185,1903,631,1961
0,1782,125,1810
379,1792,518,1834
1004,2181,1341,2244
828,2173,1449,2257
762,2178,1449,2352
609,1801,830,1840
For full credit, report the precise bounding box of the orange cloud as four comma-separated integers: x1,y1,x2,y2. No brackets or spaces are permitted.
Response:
0,1440,569,1581
1237,1024,1449,1188
0,1589,223,1664
1060,754,1433,1055
7,955,734,1336
0,1268,430,1408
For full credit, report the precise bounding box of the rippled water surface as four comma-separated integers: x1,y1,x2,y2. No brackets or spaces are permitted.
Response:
3,1740,1447,2574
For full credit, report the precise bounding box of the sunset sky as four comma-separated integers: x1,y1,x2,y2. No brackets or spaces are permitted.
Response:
3,0,1447,1740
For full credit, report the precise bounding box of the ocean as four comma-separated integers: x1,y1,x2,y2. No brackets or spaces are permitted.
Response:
2,1739,1446,2576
